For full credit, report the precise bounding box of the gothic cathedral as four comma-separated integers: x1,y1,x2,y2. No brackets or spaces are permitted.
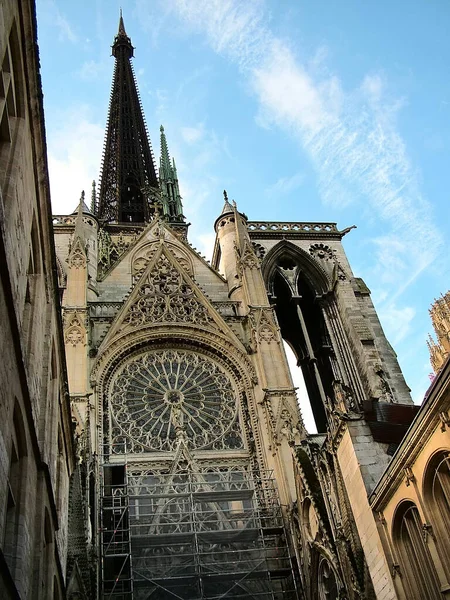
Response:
52,16,418,600
2,4,450,600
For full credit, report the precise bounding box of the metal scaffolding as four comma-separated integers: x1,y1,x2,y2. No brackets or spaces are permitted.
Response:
101,464,299,600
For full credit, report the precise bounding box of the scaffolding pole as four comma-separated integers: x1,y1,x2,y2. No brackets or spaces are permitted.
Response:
100,467,299,600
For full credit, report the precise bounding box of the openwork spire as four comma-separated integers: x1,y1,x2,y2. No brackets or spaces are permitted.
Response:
159,125,185,226
97,13,159,223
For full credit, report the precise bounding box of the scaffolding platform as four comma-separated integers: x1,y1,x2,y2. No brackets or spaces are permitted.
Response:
101,467,299,600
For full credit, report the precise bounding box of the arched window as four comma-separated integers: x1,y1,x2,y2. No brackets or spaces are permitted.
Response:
393,501,441,600
3,401,28,579
317,556,338,600
424,450,450,575
264,245,333,433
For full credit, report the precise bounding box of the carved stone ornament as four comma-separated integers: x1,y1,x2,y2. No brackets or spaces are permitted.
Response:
109,348,244,453
256,308,279,345
337,264,346,280
98,228,138,278
251,242,266,260
64,312,86,346
249,307,280,344
237,241,260,272
126,254,213,328
132,242,193,280
68,239,87,269
309,243,334,261
65,327,84,346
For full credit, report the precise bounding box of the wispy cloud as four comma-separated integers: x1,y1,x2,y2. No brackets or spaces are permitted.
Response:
55,11,77,43
39,0,78,43
266,172,305,197
78,60,109,82
378,303,416,345
46,106,104,214
181,125,205,144
162,0,444,292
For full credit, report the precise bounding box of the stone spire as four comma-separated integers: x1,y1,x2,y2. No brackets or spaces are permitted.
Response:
159,125,184,223
97,12,159,224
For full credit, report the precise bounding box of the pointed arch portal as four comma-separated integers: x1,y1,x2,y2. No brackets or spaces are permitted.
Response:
263,242,334,433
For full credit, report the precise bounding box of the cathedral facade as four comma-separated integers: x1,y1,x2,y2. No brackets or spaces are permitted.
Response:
1,2,450,599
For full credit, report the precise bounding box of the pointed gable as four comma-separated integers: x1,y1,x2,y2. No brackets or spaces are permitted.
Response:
100,241,244,349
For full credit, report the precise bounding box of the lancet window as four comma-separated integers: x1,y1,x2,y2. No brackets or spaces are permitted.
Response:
393,501,442,600
424,450,450,575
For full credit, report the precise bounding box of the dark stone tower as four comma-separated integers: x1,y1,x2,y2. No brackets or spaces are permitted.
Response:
97,13,159,224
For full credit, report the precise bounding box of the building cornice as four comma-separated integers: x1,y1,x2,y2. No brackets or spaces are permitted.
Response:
369,358,450,510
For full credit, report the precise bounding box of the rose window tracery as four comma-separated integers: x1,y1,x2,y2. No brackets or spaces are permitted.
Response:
109,349,244,452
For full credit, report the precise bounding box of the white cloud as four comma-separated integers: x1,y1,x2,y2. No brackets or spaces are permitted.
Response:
197,233,216,259
378,303,416,345
266,172,305,197
181,125,205,144
46,106,104,214
361,73,384,102
163,0,444,291
79,60,109,81
55,11,77,43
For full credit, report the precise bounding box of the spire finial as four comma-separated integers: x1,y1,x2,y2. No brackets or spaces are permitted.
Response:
118,8,126,36
221,190,234,215
91,180,97,214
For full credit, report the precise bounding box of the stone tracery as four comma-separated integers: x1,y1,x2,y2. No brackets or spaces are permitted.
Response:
125,254,213,327
109,348,244,452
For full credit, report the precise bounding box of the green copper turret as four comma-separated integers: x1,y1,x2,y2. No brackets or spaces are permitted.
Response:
159,125,187,236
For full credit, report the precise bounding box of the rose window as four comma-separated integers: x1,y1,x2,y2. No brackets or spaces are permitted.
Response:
109,349,243,452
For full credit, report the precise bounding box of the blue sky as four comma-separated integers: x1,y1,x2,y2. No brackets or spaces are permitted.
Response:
36,0,450,427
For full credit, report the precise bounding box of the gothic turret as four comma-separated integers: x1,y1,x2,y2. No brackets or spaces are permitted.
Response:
97,12,159,224
159,125,187,236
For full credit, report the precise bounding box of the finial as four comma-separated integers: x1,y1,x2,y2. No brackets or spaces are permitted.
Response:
220,190,234,215
232,199,237,209
118,8,126,35
91,180,97,214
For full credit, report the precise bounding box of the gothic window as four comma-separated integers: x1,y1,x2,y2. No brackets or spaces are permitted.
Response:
393,501,442,600
0,19,25,188
424,450,450,574
272,262,332,432
317,556,338,600
302,497,319,541
109,349,244,453
3,401,28,577
23,215,42,355
0,20,24,134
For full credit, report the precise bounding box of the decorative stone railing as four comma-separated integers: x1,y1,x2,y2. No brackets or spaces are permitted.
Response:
247,221,338,233
88,302,122,319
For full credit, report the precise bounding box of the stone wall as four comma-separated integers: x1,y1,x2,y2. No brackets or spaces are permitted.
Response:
0,1,75,597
